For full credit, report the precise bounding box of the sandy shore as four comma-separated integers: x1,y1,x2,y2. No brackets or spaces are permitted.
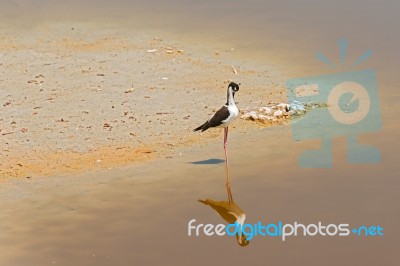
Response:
0,22,289,180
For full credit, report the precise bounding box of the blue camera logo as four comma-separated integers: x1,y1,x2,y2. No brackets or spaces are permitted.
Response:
286,40,381,168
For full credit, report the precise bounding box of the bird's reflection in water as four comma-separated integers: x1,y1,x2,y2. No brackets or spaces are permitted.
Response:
199,184,250,247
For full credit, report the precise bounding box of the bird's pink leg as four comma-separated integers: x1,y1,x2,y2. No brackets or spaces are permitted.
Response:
224,127,233,203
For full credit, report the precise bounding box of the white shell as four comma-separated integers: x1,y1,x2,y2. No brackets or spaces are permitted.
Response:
273,110,283,117
259,107,272,114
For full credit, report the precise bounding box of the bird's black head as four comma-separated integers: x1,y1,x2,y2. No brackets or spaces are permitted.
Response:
236,233,250,247
229,82,240,92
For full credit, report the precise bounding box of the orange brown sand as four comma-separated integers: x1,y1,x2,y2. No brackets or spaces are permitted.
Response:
0,22,287,181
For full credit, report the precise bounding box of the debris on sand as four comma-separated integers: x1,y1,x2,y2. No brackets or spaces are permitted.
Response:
230,65,238,75
241,101,327,125
164,47,184,55
125,88,134,93
27,75,45,85
103,123,112,131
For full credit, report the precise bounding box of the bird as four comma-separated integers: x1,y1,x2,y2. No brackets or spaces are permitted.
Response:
199,184,249,246
193,82,240,190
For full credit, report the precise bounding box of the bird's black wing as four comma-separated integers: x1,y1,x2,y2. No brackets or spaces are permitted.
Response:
208,106,230,127
193,105,230,132
198,199,237,224
201,106,230,131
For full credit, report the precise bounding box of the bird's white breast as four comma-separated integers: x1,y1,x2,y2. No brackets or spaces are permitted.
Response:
221,105,239,127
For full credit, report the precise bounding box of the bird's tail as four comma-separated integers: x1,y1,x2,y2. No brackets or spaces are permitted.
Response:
193,121,208,132
198,199,210,205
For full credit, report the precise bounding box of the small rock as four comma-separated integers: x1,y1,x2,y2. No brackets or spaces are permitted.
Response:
259,107,272,114
273,110,283,117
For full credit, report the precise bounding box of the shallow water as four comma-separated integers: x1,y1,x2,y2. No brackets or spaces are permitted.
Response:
0,124,398,265
0,0,399,265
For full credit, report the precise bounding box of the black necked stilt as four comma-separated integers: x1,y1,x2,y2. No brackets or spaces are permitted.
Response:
199,185,249,246
194,82,240,194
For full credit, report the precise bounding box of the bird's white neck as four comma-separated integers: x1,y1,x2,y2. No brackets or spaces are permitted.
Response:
226,87,236,106
236,214,246,226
